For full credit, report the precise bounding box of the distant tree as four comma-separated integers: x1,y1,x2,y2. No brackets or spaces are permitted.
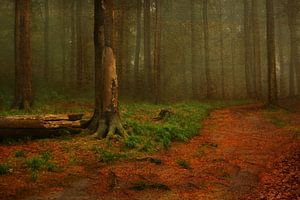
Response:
244,0,254,98
154,0,162,103
218,0,225,98
252,0,262,98
285,0,299,96
14,0,33,110
144,0,152,98
266,0,278,104
134,0,142,98
190,0,198,99
89,0,125,139
203,0,212,98
44,0,49,83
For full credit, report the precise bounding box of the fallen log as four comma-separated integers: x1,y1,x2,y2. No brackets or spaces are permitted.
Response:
0,113,91,139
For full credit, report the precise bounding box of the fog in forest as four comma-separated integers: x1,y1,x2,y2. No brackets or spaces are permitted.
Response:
0,1,299,199
0,0,298,108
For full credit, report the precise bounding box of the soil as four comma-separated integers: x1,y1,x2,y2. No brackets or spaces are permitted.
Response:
0,103,299,200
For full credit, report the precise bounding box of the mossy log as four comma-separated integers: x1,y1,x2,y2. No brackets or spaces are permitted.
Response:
0,114,89,139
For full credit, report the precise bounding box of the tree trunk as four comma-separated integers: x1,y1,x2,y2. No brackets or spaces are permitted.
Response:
266,0,278,105
134,0,142,98
70,1,76,86
14,0,32,110
218,0,225,98
287,0,298,97
203,0,212,98
230,3,236,98
244,0,254,98
154,0,162,104
252,0,262,99
89,0,125,139
44,0,49,83
190,0,198,99
61,0,67,86
76,0,84,90
144,0,152,98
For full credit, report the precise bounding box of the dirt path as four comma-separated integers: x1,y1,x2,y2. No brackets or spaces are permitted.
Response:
25,104,300,200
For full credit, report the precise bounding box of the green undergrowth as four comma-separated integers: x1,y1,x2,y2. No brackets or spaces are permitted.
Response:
120,101,249,152
25,151,61,181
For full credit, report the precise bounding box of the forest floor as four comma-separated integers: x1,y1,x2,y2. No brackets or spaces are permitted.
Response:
0,101,299,200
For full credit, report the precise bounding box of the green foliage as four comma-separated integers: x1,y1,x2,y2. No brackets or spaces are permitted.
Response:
15,150,26,158
124,135,141,149
0,163,10,175
92,146,127,163
270,117,286,127
176,159,191,169
25,151,60,181
130,181,170,191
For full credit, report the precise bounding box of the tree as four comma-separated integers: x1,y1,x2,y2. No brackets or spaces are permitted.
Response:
266,0,278,104
144,0,152,98
244,0,254,98
44,0,49,83
14,0,33,110
89,0,125,139
252,0,262,98
218,0,225,98
190,0,198,99
203,0,212,98
154,0,162,103
134,0,142,98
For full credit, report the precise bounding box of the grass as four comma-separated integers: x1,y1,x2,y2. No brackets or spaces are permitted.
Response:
130,181,170,191
270,116,286,127
25,151,60,181
120,101,247,151
92,146,128,163
176,159,191,169
0,163,10,175
15,150,27,158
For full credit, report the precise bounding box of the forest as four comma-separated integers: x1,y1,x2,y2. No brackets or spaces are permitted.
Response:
0,0,299,199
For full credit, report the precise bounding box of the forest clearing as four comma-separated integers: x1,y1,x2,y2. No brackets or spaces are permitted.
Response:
0,0,300,199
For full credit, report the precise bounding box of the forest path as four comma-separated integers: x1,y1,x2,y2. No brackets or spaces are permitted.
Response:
27,103,300,200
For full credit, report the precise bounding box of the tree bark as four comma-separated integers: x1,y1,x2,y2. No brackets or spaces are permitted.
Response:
244,0,254,98
44,0,49,83
252,0,262,99
134,0,142,98
218,0,225,98
89,0,125,139
14,0,33,110
190,0,198,99
203,0,212,98
287,0,298,96
144,0,152,98
154,0,162,104
266,0,278,105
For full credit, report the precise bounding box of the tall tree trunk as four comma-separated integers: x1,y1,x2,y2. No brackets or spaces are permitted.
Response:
190,0,198,99
287,0,298,96
70,1,76,86
117,3,124,94
134,0,142,98
76,0,84,90
89,0,125,139
154,0,162,104
61,0,67,86
44,0,49,83
252,0,262,98
218,0,225,98
203,0,212,98
266,0,277,105
144,0,152,98
244,0,254,98
230,3,236,98
14,0,32,110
